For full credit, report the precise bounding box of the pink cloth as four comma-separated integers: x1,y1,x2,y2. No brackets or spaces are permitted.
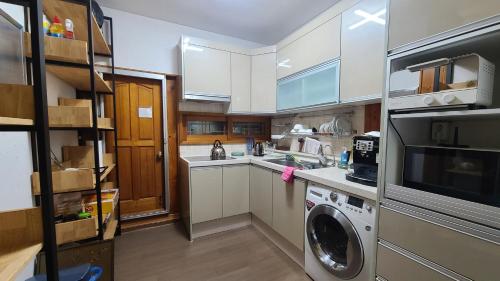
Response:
281,166,299,183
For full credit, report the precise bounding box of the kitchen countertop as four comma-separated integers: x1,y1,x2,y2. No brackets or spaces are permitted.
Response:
180,154,378,201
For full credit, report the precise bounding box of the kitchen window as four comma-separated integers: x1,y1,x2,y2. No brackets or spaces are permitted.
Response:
179,114,270,144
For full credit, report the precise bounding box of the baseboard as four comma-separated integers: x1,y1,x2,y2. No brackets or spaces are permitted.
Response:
251,215,305,269
192,213,251,240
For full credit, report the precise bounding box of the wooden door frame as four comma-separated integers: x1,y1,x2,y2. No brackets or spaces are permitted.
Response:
103,68,173,216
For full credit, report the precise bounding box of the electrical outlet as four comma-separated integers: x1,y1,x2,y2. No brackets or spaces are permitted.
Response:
431,122,450,142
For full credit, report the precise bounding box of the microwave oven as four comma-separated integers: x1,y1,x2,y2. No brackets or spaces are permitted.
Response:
385,145,500,230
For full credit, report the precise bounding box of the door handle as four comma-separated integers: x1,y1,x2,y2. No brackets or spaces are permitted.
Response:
157,151,163,159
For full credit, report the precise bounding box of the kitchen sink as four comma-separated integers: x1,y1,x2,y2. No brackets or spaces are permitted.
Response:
265,158,323,170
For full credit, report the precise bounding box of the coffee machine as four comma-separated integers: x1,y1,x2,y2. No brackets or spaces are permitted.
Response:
345,134,380,187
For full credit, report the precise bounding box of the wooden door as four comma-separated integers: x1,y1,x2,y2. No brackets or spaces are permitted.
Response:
114,80,164,216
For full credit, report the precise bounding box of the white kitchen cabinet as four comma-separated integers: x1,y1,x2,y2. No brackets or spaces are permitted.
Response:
251,52,277,113
340,0,386,102
223,165,250,217
191,166,223,224
229,53,252,113
388,0,500,51
277,16,341,80
272,172,306,251
249,165,273,226
183,44,231,98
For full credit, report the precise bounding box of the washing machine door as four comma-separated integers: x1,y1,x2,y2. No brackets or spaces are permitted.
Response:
306,204,363,279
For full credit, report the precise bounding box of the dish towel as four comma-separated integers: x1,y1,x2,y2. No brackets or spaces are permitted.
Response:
281,166,298,183
303,137,321,154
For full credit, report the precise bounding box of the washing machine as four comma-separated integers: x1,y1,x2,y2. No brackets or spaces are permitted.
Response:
305,183,376,281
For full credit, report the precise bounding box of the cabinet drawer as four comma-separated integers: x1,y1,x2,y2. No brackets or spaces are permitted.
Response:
377,243,459,281
379,206,500,281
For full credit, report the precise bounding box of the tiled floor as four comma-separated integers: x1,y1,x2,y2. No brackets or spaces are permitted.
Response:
115,224,311,281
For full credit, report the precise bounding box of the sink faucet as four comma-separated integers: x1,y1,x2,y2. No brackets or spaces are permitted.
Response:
318,144,334,167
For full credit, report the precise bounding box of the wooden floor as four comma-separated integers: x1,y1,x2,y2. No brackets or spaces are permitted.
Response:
115,224,312,281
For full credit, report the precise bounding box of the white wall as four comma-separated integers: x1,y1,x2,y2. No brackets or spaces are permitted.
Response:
100,7,263,75
0,4,36,281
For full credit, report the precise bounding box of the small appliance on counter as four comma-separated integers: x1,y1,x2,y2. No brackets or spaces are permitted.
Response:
346,132,380,187
253,142,264,156
210,140,226,160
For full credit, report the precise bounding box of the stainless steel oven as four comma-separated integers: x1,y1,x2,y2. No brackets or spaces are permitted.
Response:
385,145,500,230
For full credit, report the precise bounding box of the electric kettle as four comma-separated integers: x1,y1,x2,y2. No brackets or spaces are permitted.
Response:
253,142,264,156
210,140,226,160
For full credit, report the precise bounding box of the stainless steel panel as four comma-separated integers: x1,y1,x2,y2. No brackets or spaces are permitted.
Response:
377,241,469,281
378,206,500,281
385,183,500,230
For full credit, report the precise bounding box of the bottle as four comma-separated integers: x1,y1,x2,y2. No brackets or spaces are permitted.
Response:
42,14,50,35
49,16,64,38
64,18,74,39
338,147,351,169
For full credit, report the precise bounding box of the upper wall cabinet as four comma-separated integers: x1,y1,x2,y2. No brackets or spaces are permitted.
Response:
340,0,386,102
388,0,500,51
251,52,277,113
182,41,231,100
229,53,252,113
277,16,341,80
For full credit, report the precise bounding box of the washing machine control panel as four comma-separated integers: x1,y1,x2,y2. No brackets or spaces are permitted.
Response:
307,184,375,224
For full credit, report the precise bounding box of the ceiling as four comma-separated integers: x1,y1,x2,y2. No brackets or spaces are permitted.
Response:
97,0,340,45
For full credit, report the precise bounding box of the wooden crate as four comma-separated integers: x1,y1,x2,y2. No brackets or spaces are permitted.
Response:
98,118,114,130
49,106,93,128
0,84,34,120
58,97,92,108
24,32,89,64
62,146,94,168
31,169,94,195
55,217,97,245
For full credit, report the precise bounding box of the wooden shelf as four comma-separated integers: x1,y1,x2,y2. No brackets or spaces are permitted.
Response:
99,164,115,182
103,218,117,240
32,169,94,195
0,243,43,281
43,0,111,55
0,117,33,126
24,33,89,65
0,208,43,281
46,64,113,93
0,84,34,126
391,108,500,121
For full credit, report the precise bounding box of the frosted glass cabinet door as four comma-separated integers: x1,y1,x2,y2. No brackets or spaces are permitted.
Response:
388,0,500,50
183,45,231,97
340,0,386,102
229,53,251,112
277,60,340,111
251,52,277,113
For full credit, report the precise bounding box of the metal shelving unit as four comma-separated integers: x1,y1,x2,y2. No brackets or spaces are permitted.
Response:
0,0,120,279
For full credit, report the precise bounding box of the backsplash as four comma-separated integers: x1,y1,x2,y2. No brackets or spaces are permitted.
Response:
271,105,367,156
180,143,247,157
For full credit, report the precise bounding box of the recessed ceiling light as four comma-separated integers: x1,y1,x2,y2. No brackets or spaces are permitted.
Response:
349,9,386,30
